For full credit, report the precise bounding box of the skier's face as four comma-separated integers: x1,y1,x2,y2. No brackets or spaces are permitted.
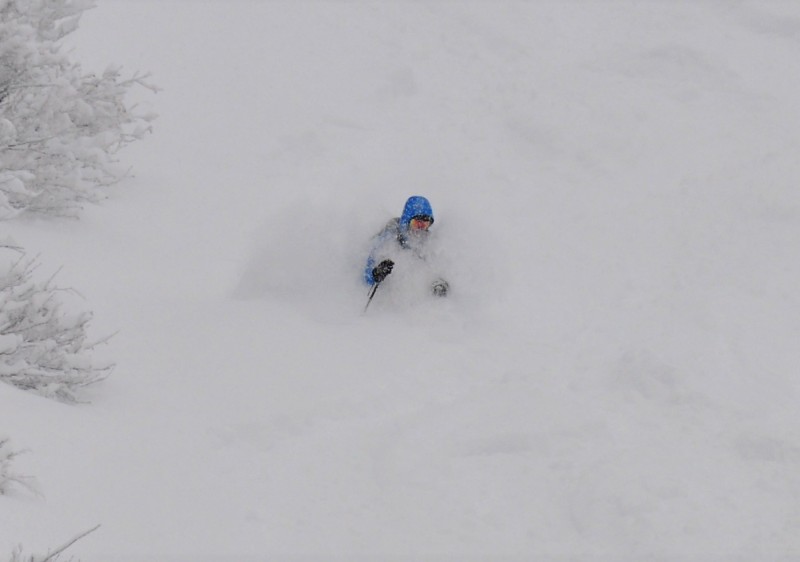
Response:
409,217,432,232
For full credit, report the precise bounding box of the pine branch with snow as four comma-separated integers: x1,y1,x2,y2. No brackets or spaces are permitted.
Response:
0,250,112,402
0,0,157,218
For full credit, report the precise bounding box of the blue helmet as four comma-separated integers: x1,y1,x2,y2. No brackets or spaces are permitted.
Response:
399,196,434,229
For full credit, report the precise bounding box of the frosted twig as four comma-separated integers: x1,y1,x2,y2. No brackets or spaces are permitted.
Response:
38,524,101,562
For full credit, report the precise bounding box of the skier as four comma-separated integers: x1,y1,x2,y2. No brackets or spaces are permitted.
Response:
364,195,449,297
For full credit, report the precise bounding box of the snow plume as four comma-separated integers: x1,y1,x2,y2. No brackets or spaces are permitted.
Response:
234,195,370,312
235,189,509,325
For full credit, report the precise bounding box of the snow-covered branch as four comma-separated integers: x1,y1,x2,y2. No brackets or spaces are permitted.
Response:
0,437,37,496
0,250,112,402
7,524,101,562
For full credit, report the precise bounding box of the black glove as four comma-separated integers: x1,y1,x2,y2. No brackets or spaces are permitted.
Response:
432,279,449,297
371,259,394,283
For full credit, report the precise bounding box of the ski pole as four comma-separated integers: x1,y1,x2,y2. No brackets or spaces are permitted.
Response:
363,281,381,313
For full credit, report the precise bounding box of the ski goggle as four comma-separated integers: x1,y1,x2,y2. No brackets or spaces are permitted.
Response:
409,216,433,230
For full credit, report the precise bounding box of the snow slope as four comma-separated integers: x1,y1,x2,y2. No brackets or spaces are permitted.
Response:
4,1,800,560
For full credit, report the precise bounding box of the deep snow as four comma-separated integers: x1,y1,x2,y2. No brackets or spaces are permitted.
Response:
3,1,800,560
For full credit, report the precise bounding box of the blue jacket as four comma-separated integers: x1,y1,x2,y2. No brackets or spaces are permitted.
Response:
364,196,434,285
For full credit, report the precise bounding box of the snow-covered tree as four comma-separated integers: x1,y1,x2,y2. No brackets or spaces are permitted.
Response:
0,248,112,402
0,0,156,218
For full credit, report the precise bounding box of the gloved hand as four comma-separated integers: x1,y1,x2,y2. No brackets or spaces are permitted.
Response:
371,259,394,283
432,279,449,297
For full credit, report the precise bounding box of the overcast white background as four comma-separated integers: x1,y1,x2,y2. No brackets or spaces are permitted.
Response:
3,1,800,560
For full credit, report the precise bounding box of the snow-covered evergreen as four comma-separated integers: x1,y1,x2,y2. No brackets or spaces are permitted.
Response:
0,248,111,402
0,0,155,218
